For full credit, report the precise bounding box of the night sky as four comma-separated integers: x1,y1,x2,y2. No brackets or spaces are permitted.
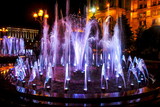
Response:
0,0,86,28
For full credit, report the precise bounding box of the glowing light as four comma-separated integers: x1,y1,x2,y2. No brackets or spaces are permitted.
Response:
33,13,38,18
38,9,44,16
38,12,43,17
8,36,11,38
33,9,49,21
96,7,99,10
73,28,84,32
106,3,110,8
0,28,8,32
39,9,43,13
44,14,49,19
91,7,96,13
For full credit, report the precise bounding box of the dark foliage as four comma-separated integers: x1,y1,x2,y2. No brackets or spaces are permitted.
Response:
136,25,160,60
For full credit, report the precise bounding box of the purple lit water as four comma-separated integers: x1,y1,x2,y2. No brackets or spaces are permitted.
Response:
8,1,151,93
0,36,33,56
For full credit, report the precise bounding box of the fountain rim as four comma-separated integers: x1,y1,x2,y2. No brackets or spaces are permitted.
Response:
1,82,158,106
13,83,160,99
1,59,158,99
0,63,160,105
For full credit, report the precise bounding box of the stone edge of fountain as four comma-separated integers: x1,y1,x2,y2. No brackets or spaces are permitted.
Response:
3,83,160,105
6,79,160,98
0,70,160,106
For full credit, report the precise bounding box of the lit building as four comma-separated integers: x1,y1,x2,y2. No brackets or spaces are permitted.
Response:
87,0,160,38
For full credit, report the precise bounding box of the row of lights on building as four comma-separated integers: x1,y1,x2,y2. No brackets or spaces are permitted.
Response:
0,28,8,32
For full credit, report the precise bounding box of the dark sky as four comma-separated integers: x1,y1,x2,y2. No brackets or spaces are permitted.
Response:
0,0,86,29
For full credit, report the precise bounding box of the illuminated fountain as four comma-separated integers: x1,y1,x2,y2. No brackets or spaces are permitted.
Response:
4,2,153,96
1,1,159,106
6,14,151,94
0,35,35,57
0,36,25,56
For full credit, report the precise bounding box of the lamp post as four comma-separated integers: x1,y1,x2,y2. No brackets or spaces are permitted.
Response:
106,3,110,16
33,9,49,24
91,7,96,19
33,9,49,41
33,9,49,57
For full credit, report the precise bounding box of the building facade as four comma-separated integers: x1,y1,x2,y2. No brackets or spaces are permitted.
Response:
87,0,160,39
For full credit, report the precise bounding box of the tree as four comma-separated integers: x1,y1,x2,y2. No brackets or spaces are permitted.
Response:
136,25,160,60
135,25,147,56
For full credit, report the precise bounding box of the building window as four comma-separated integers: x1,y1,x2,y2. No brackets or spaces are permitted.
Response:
139,12,146,18
139,20,146,26
139,2,147,9
139,21,142,26
158,9,160,15
118,0,123,8
152,0,157,6
108,0,114,7
158,0,160,4
152,10,157,16
139,4,143,9
152,19,156,25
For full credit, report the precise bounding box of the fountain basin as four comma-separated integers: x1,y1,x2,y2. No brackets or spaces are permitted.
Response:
0,61,159,106
5,65,149,94
0,76,159,106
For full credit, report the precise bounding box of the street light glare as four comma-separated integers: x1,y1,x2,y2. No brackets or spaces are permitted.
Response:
91,7,96,13
44,14,49,19
106,3,110,8
38,9,44,16
33,13,38,18
38,12,43,17
39,9,44,14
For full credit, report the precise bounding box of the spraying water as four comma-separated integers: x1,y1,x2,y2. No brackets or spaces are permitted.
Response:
8,1,150,93
0,36,25,56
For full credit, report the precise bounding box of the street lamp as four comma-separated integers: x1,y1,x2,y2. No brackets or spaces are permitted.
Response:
91,7,96,13
33,9,49,25
33,9,49,41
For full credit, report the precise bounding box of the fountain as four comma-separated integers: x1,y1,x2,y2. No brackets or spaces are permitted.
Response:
7,9,150,92
0,36,25,56
1,1,158,106
0,36,27,64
